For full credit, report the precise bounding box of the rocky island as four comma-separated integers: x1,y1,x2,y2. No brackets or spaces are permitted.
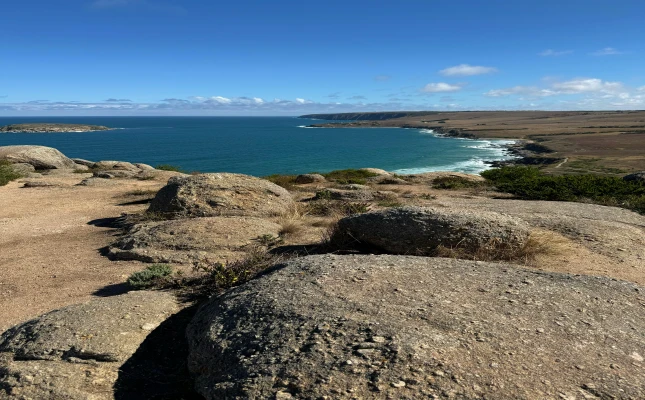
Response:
0,123,112,133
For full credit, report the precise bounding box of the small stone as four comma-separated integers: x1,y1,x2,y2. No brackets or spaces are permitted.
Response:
536,328,545,333
275,391,293,400
371,336,386,343
141,323,157,331
433,370,445,377
630,352,644,362
391,381,406,388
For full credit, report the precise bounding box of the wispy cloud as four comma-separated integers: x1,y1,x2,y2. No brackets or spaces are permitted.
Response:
326,92,341,99
590,47,623,56
485,78,624,98
538,49,573,56
374,75,391,82
105,98,132,102
348,95,366,100
439,64,497,77
421,82,463,93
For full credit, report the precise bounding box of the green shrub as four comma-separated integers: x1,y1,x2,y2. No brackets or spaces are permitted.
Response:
481,166,645,214
155,164,185,173
263,174,298,190
323,169,379,184
305,200,370,216
127,264,173,289
0,161,23,186
432,176,487,190
193,246,287,293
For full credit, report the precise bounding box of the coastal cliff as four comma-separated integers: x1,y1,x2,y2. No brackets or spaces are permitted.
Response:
300,111,437,120
0,123,111,133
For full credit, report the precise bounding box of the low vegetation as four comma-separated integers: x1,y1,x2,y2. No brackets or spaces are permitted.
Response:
304,199,371,217
432,176,487,190
322,168,379,184
264,174,298,190
127,264,174,289
155,164,185,173
192,246,289,295
481,166,645,214
0,161,23,186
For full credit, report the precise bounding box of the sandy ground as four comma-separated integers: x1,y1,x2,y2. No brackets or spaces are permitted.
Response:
0,173,165,332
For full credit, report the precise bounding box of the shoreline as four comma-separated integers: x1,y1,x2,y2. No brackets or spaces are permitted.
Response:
305,122,548,170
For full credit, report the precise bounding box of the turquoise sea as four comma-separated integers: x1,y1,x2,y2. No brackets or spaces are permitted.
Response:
0,117,516,176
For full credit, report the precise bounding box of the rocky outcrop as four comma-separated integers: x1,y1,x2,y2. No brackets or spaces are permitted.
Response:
148,173,294,218
623,170,645,182
359,168,390,176
295,174,326,184
332,206,530,256
8,163,35,175
187,254,645,399
109,216,281,264
0,291,178,399
0,123,111,133
0,145,76,170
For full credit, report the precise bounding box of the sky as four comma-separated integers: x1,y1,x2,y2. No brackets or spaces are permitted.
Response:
1,0,644,115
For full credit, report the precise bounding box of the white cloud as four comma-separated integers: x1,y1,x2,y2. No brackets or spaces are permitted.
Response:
590,47,623,56
486,78,624,98
538,49,573,56
638,86,645,92
421,82,463,93
484,86,555,97
210,96,232,104
439,64,497,77
551,78,623,94
374,75,391,82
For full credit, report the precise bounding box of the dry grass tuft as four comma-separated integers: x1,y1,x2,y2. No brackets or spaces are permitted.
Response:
435,229,570,264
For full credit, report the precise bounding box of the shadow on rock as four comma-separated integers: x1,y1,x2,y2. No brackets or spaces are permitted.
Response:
114,305,203,400
93,282,131,297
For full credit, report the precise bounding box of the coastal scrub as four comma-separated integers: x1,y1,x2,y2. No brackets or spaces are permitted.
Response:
0,161,23,186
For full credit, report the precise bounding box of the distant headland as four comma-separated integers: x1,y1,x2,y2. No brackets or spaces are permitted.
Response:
0,123,112,133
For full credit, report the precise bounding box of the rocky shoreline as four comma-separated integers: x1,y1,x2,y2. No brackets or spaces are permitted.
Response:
0,123,112,133
307,121,562,168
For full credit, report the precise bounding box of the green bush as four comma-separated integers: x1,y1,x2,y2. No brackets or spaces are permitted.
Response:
323,169,379,184
263,174,298,190
127,264,173,289
0,161,23,186
432,176,487,190
155,164,185,173
481,166,645,214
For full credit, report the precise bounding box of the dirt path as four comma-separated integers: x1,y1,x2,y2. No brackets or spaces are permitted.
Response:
0,174,165,332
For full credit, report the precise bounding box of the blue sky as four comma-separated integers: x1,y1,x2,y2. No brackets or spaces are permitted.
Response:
1,0,644,115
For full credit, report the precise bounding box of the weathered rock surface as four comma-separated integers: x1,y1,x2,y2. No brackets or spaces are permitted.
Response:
437,198,645,264
372,176,409,185
187,254,645,400
404,171,486,184
359,168,390,176
333,206,530,255
77,177,119,187
109,216,281,264
8,163,35,175
0,145,76,170
0,291,178,399
316,188,375,201
22,181,63,188
148,173,294,218
0,123,111,133
623,170,645,182
71,158,95,167
295,174,326,184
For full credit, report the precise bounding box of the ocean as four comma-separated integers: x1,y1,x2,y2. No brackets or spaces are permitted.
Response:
0,117,516,176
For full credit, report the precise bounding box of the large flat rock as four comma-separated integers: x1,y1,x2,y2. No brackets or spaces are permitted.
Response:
187,254,645,399
109,216,282,264
0,145,76,170
0,291,179,399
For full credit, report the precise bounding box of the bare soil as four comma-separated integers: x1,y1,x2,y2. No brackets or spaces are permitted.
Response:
0,173,167,332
